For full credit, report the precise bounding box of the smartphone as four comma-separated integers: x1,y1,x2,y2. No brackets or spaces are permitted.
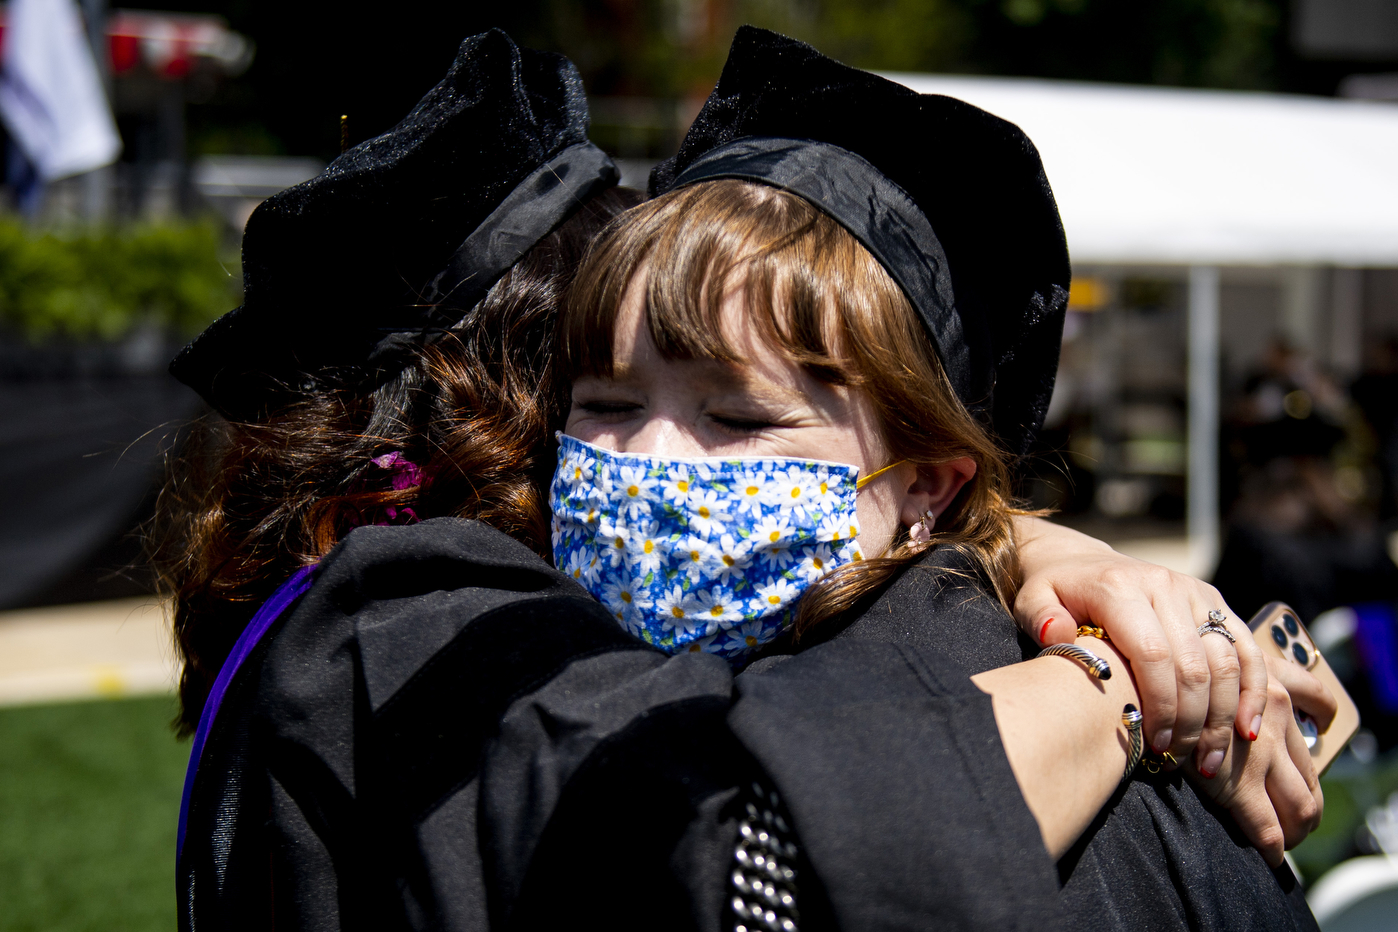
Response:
1247,601,1361,776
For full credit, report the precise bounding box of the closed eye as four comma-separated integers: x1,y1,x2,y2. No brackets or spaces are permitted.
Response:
576,400,642,416
708,413,779,435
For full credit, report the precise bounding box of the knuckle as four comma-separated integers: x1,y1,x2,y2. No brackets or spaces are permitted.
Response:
1146,562,1173,582
1256,824,1286,854
1177,654,1212,692
1097,566,1137,594
1100,563,1168,593
1135,635,1174,668
1211,652,1242,684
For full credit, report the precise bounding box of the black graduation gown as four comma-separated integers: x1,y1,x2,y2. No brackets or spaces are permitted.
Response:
178,517,1059,932
748,548,1321,932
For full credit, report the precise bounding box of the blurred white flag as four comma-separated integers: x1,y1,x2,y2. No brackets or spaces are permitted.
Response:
0,0,121,181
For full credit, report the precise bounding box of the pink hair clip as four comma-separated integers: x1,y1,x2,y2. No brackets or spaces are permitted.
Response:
370,452,424,525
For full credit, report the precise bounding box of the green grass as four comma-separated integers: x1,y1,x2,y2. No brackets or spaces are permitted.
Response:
0,696,188,932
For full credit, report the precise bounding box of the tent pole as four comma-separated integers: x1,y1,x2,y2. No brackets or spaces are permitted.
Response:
1330,268,1364,379
81,0,113,222
1188,266,1221,577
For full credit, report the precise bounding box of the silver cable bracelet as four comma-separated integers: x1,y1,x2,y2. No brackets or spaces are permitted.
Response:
1122,704,1145,780
1041,643,1113,680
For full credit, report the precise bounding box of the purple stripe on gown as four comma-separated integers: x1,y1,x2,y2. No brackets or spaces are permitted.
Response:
176,564,318,855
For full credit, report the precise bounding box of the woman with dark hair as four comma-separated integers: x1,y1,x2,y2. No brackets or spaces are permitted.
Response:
163,28,1328,932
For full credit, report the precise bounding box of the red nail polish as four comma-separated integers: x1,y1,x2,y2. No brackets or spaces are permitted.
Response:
1248,731,1257,741
1201,768,1217,779
1038,618,1054,642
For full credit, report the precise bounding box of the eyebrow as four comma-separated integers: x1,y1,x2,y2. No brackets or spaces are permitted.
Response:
604,357,754,390
600,358,835,414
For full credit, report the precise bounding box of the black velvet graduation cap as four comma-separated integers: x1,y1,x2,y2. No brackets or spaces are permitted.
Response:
650,27,1070,455
171,29,619,422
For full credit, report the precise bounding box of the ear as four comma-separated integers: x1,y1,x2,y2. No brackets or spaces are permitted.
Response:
898,458,977,530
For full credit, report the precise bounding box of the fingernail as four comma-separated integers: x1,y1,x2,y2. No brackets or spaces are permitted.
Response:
1038,618,1054,643
1200,748,1225,778
1248,715,1262,741
1152,730,1173,754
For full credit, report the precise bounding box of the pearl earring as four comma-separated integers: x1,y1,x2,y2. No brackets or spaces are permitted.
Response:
907,510,936,550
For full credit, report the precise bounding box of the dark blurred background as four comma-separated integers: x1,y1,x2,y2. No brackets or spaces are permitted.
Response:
119,0,1398,162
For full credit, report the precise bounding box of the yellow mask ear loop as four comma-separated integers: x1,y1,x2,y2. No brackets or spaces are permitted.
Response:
855,459,907,490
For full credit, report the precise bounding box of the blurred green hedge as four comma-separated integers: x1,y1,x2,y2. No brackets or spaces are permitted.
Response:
0,218,240,341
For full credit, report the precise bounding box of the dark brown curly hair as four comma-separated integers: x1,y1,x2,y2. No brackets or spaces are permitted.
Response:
151,186,641,736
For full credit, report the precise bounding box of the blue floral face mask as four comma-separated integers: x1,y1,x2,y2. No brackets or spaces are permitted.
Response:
549,433,873,662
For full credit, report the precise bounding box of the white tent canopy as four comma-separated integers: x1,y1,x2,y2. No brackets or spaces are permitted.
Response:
886,73,1398,267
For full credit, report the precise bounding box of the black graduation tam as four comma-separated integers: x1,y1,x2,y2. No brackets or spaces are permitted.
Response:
650,26,1070,455
171,29,619,422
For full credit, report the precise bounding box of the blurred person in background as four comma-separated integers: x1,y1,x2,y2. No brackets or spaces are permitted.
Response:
160,28,1329,931
1216,335,1395,624
1215,336,1398,756
1350,335,1398,521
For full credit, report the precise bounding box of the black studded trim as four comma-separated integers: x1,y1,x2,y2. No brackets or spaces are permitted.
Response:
728,780,800,932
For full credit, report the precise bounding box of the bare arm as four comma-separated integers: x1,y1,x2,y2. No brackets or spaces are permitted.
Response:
972,635,1139,858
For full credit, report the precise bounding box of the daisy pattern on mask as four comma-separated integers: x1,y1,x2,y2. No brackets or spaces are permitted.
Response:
565,446,597,487
718,617,774,656
683,631,724,655
795,542,841,582
752,514,798,571
816,512,860,545
676,534,715,584
661,465,694,509
597,515,632,569
600,576,651,629
751,577,801,616
695,587,744,625
685,488,728,538
808,466,847,510
562,546,599,587
703,533,753,586
752,512,795,547
656,584,706,636
731,469,770,517
615,464,658,521
766,463,817,517
549,434,868,664
626,518,667,576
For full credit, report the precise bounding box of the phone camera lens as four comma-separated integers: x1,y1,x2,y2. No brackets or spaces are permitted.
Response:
1283,613,1300,636
1292,642,1311,666
1272,625,1288,648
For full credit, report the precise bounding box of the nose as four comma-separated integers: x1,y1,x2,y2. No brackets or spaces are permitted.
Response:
617,415,708,458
